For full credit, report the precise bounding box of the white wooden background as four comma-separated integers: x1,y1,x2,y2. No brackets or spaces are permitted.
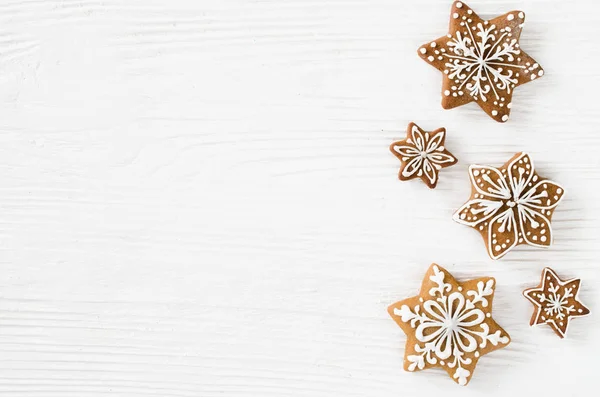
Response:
0,0,598,395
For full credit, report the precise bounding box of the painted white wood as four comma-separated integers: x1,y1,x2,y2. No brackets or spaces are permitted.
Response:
0,0,598,395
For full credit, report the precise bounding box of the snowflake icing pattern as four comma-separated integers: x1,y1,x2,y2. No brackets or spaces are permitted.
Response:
418,1,544,122
524,268,590,338
389,264,510,386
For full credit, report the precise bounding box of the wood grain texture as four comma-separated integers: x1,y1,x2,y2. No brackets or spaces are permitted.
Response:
0,0,598,395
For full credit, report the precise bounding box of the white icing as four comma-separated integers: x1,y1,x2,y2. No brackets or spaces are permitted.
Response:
393,125,457,186
393,266,508,385
420,47,427,54
422,4,542,121
523,268,590,338
453,153,565,260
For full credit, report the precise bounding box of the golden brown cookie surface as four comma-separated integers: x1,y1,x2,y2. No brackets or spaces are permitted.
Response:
523,268,590,338
388,264,510,386
390,122,457,189
418,1,543,122
453,152,564,260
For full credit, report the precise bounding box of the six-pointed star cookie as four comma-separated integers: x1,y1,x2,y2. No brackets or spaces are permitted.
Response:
390,122,457,189
388,264,510,386
524,268,590,338
453,152,564,260
418,1,544,122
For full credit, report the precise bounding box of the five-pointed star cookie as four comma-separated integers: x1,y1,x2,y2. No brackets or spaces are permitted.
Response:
390,122,457,189
453,152,565,260
388,264,510,386
418,1,544,122
523,268,590,338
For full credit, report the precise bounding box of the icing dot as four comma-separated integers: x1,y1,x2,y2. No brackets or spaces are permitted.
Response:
419,48,427,54
456,2,463,8
541,236,547,242
519,12,525,19
507,14,514,21
502,115,509,122
430,42,436,48
507,103,512,109
460,213,466,220
444,90,451,96
495,245,501,251
557,188,563,194
578,309,583,313
538,70,544,77
474,352,480,357
428,56,435,62
453,12,459,19
531,74,537,80
458,287,463,291
492,110,498,116
486,313,491,318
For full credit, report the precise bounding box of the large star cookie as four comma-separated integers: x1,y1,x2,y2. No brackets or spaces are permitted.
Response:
390,122,457,189
388,264,510,386
453,152,564,260
524,268,590,338
418,1,544,122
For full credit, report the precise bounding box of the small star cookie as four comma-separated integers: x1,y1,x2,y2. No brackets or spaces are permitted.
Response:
453,152,565,260
390,122,457,189
524,268,590,338
388,264,510,386
418,1,544,122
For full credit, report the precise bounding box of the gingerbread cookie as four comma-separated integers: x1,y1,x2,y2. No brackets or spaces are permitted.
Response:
523,268,590,338
388,264,510,386
418,1,544,122
390,123,457,189
453,152,564,260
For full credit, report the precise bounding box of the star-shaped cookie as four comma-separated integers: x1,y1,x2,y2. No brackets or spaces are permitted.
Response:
453,152,565,260
388,264,510,386
390,122,457,189
418,1,544,122
523,268,590,338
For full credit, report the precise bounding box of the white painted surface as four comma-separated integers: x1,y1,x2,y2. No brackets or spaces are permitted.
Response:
0,0,598,395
